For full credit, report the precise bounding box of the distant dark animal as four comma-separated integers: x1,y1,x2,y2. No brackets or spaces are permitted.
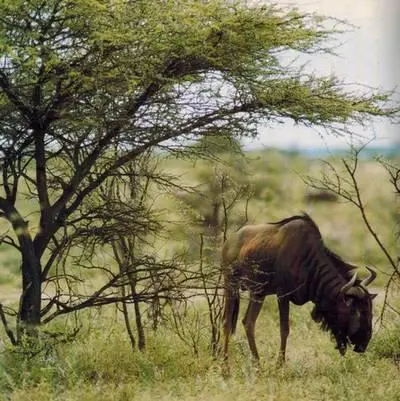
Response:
305,189,338,203
222,213,377,365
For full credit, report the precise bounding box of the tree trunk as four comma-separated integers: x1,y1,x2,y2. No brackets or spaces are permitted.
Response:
113,239,146,351
121,285,136,351
0,201,43,342
17,235,42,341
130,280,145,351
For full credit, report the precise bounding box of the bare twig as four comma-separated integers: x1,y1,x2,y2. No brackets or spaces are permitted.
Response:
0,304,17,345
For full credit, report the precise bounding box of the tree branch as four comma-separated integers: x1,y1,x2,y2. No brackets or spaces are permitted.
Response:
0,304,17,346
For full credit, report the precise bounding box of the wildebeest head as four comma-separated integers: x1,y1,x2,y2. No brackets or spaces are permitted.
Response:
312,266,377,355
341,266,377,353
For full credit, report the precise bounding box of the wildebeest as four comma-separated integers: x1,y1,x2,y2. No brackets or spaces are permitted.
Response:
222,213,377,365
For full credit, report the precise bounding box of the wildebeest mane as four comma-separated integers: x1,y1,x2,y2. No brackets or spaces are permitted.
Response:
312,248,358,352
324,246,357,280
311,303,350,352
271,213,358,349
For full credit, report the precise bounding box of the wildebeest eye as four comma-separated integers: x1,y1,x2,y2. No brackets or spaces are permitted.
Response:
344,295,355,307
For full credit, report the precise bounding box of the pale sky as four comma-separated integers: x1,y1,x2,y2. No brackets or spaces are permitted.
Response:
245,0,399,150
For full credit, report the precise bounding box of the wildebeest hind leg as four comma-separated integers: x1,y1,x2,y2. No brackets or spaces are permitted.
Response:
242,294,265,361
277,296,290,367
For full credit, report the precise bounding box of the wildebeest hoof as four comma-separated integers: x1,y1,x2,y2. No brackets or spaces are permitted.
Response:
276,356,285,368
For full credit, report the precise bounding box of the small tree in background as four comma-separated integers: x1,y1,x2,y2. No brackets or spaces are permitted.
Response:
175,135,251,244
172,135,252,355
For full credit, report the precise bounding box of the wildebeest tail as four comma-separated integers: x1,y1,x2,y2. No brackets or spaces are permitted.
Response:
231,291,240,334
223,284,240,335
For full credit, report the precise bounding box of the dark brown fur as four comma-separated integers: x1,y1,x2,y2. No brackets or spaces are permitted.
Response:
222,213,377,364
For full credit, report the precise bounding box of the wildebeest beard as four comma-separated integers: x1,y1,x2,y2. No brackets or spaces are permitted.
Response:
311,304,350,355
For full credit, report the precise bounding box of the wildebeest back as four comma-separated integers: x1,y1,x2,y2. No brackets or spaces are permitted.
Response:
222,217,328,304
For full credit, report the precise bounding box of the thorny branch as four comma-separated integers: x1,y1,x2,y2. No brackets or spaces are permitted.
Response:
303,145,399,321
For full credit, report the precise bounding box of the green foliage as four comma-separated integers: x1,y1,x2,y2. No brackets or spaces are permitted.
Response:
191,135,244,157
0,0,397,160
247,149,308,201
170,135,252,265
371,324,400,363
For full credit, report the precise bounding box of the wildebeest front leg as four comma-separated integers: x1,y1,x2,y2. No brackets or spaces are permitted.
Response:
242,294,265,361
277,296,290,366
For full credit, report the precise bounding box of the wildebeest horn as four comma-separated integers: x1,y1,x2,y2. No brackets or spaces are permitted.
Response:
360,266,377,287
340,272,358,294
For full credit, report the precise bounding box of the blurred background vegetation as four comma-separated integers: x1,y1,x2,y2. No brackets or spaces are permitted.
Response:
0,139,399,400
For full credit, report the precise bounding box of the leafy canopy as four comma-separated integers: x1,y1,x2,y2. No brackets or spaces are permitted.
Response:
0,0,397,271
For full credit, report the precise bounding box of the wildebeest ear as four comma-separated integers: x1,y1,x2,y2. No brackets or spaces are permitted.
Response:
344,286,365,299
370,293,378,300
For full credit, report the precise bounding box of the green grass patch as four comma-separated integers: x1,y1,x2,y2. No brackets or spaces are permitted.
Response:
370,323,400,364
1,301,400,401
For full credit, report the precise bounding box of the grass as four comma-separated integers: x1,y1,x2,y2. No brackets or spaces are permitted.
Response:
0,148,399,400
1,301,399,401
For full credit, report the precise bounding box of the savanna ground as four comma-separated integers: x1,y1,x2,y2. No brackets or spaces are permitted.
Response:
0,148,399,401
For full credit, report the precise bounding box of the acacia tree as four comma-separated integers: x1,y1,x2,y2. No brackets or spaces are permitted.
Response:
0,0,398,340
